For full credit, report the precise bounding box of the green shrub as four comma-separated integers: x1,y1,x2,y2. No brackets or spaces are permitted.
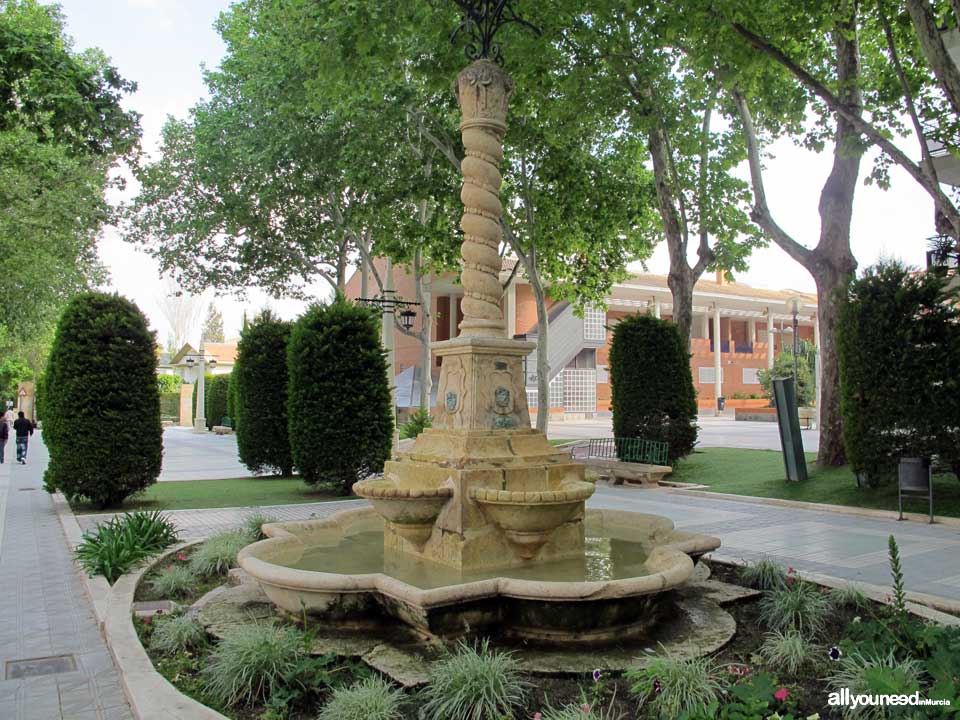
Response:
75,511,178,583
625,654,723,719
149,613,207,655
201,623,305,707
738,557,788,591
759,629,820,675
156,374,182,394
419,639,528,720
188,530,249,577
147,564,197,599
287,299,392,492
226,370,238,430
827,651,922,720
757,339,816,406
399,407,431,440
317,677,405,720
235,311,293,475
609,314,698,463
43,293,163,507
242,512,277,541
203,374,231,429
758,581,832,635
837,261,960,483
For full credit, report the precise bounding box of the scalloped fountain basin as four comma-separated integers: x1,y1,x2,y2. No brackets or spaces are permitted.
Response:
238,507,720,644
353,478,453,548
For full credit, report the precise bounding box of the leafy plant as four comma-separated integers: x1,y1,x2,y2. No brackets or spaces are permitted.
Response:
399,407,432,439
188,530,250,577
201,623,306,707
538,687,626,720
625,653,724,719
419,639,529,720
317,676,405,720
738,557,788,591
887,535,908,617
609,314,698,462
74,511,178,583
827,651,922,720
829,583,869,610
759,630,821,675
243,512,277,541
43,293,163,508
148,613,207,655
146,564,196,599
758,581,831,635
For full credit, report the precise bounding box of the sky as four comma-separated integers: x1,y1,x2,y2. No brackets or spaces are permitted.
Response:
56,0,941,346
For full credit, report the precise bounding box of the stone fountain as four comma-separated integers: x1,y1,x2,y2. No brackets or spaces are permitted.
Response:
238,47,724,656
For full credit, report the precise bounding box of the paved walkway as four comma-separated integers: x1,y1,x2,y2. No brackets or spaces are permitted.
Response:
0,435,133,720
159,426,252,481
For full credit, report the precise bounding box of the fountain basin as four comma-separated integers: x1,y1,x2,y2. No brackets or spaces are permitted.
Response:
238,506,719,645
353,479,453,548
470,481,595,558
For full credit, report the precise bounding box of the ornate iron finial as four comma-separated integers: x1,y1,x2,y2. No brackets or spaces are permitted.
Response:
449,0,541,65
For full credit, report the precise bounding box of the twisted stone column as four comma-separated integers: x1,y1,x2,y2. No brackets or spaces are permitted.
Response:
455,59,513,338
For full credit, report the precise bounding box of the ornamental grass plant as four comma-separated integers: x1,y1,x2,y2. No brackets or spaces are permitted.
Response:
148,613,207,655
316,676,405,720
146,564,196,599
419,639,528,720
759,629,821,675
625,653,724,719
738,557,788,591
188,530,250,577
758,580,832,635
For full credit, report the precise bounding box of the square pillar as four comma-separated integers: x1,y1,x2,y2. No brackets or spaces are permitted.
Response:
766,309,775,369
713,305,722,413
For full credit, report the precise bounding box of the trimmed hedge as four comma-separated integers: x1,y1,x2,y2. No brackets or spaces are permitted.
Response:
43,293,162,508
234,311,293,475
287,299,392,492
156,374,182,394
193,374,230,430
609,314,698,463
837,262,960,483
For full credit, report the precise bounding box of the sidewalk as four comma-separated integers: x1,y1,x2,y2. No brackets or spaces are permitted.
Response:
0,435,133,720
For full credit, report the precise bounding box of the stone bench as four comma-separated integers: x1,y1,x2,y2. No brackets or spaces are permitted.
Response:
582,458,672,486
213,425,234,435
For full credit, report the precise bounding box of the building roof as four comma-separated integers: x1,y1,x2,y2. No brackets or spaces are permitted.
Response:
169,342,237,366
618,272,817,304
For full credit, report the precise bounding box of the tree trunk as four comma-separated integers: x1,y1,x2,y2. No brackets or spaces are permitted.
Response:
529,258,550,434
907,0,960,118
667,268,694,343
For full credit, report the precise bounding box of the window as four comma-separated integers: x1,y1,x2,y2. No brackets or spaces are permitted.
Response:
742,368,761,385
698,367,724,385
583,306,606,342
596,364,609,384
563,368,597,413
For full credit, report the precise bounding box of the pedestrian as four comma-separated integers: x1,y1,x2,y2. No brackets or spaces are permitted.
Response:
13,411,33,465
0,417,7,463
3,404,14,428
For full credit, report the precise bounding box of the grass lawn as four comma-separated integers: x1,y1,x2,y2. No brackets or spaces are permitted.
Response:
673,448,960,518
70,476,347,514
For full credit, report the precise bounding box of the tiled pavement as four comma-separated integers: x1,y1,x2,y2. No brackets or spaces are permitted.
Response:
0,438,133,720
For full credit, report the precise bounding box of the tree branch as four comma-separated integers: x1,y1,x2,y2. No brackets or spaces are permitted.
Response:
730,19,960,237
731,89,813,268
906,0,960,118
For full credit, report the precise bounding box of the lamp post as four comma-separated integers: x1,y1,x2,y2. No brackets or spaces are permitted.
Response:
358,261,421,452
184,350,217,432
786,296,805,390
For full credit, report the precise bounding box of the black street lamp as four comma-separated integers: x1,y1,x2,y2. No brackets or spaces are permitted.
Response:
786,296,804,388
449,0,540,64
358,291,421,332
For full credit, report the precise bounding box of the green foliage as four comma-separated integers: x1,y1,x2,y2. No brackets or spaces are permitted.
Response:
43,293,163,507
609,314,698,462
242,512,277,541
200,303,225,344
829,584,870,610
887,535,908,617
625,653,724,719
287,300,392,492
399,407,431,440
837,262,960,483
827,651,922,720
317,677,405,720
226,371,238,431
757,343,816,406
156,374,182,394
201,623,306,707
203,374,230,430
74,511,178,583
148,613,207,655
759,630,821,675
738,557,788,591
146,564,197,599
234,311,293,476
0,357,32,400
419,639,529,720
187,530,249,577
758,581,832,635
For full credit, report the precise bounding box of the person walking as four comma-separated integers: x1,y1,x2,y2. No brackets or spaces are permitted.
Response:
13,411,33,465
0,417,7,463
3,404,14,428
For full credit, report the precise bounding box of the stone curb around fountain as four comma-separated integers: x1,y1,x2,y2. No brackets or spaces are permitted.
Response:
50,492,226,720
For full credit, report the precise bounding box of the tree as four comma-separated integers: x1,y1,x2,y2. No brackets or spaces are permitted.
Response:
200,302,225,344
155,277,203,353
0,1,139,367
287,299,392,493
204,374,230,431
234,311,293,476
0,356,32,402
609,314,698,462
758,348,816,406
42,293,162,508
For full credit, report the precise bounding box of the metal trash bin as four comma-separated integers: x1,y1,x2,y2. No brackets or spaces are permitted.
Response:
898,457,933,523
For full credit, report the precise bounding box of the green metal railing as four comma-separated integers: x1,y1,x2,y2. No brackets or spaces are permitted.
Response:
586,437,669,465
